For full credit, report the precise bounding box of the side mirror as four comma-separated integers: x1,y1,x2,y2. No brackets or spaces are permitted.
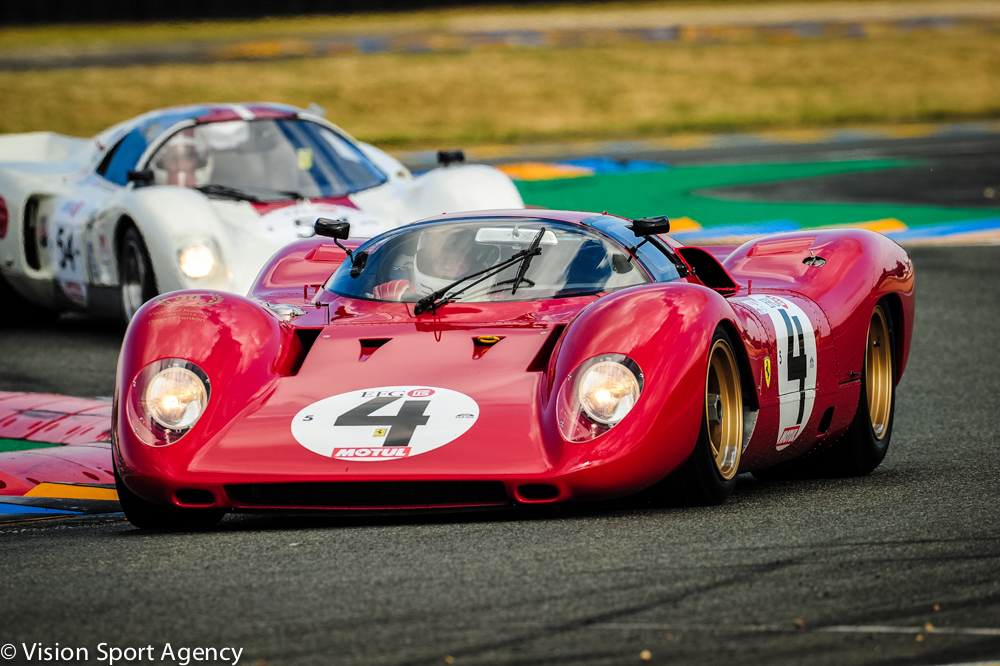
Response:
315,218,350,240
629,215,671,237
437,150,465,166
127,169,155,187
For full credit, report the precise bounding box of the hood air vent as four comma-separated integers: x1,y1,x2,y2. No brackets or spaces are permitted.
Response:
472,335,504,360
527,325,566,372
359,338,391,362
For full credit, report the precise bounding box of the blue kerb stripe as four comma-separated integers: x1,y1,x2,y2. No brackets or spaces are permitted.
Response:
557,158,669,175
889,217,1000,241
0,503,81,515
673,220,801,237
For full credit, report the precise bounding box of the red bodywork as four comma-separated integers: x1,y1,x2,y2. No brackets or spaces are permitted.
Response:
114,210,914,511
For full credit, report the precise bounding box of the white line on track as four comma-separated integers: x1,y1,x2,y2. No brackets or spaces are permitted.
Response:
590,623,1000,636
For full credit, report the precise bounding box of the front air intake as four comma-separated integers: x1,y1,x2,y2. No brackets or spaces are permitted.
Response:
226,481,510,509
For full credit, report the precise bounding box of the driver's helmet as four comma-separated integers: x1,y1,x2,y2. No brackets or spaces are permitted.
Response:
151,129,212,188
412,227,497,296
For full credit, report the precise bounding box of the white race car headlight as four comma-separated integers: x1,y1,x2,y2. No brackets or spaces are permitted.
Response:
577,361,641,425
178,244,215,278
129,359,211,445
557,354,644,442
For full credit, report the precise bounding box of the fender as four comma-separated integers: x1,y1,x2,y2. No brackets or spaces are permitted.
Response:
116,187,234,293
542,281,739,499
725,229,914,383
249,236,362,304
114,290,298,502
406,165,524,217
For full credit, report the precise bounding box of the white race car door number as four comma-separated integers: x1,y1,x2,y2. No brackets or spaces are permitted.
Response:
291,386,479,461
51,199,91,306
738,296,818,450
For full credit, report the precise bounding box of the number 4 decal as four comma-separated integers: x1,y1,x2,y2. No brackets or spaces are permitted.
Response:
778,308,809,425
292,386,480,461
737,296,818,450
335,396,430,448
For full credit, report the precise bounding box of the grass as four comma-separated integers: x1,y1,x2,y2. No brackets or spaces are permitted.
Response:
1,29,998,148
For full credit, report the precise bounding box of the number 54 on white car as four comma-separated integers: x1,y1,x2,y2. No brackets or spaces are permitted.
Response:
0,102,523,321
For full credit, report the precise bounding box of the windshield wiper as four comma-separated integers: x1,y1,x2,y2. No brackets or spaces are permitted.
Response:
510,227,545,294
196,184,262,202
413,241,544,316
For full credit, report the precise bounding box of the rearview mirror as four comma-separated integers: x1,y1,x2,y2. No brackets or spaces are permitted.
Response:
315,218,350,240
629,215,671,237
127,169,155,187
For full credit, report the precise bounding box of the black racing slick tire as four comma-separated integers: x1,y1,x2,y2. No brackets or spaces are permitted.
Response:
119,226,157,324
115,465,224,530
653,326,745,506
826,301,897,476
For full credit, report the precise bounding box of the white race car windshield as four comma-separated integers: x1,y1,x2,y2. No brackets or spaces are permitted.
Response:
148,119,386,198
327,219,651,304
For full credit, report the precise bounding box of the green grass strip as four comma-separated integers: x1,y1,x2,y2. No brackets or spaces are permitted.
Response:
515,160,994,228
0,438,63,453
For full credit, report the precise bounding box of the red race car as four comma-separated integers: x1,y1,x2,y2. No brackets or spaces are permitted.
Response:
113,209,914,528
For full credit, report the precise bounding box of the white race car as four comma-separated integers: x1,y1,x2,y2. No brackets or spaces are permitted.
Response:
0,102,523,321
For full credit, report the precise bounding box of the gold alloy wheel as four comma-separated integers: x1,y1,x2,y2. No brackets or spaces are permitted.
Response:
865,306,894,440
705,338,744,480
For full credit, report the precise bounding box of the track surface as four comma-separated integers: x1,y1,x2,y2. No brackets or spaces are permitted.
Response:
1,138,999,666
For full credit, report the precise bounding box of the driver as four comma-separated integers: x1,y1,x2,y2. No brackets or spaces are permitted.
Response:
373,227,492,302
151,130,212,188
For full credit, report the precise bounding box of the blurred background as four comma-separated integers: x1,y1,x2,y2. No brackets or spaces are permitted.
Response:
3,0,998,148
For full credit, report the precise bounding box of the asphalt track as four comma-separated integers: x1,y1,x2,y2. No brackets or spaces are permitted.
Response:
1,137,999,666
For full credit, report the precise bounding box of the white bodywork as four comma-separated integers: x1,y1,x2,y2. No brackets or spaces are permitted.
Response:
0,106,523,318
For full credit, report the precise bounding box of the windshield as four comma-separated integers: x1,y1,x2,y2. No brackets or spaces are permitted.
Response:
327,219,651,304
146,119,387,198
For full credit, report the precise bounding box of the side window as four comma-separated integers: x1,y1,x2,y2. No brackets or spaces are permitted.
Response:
95,138,123,177
584,215,682,282
100,130,148,186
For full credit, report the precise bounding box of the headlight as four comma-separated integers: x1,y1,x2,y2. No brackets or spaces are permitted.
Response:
557,354,643,442
178,244,215,278
144,366,208,429
577,361,641,424
128,359,210,445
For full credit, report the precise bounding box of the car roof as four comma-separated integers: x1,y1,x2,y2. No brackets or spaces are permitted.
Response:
94,102,303,150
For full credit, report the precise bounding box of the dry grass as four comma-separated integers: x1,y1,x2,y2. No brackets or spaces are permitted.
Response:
1,29,998,147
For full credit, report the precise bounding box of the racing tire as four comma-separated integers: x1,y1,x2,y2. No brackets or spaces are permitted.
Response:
653,326,744,506
825,301,896,476
119,226,157,324
115,465,224,530
752,301,896,480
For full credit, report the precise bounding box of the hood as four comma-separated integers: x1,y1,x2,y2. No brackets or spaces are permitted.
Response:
207,196,390,294
188,298,594,479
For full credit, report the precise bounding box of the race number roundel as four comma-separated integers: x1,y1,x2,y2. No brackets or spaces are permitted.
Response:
291,386,479,461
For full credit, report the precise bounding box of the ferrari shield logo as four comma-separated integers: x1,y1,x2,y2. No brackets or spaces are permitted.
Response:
764,357,772,388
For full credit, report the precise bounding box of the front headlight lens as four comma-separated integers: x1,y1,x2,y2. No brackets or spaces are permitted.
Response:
557,354,644,443
178,244,215,278
144,366,208,429
577,361,641,424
